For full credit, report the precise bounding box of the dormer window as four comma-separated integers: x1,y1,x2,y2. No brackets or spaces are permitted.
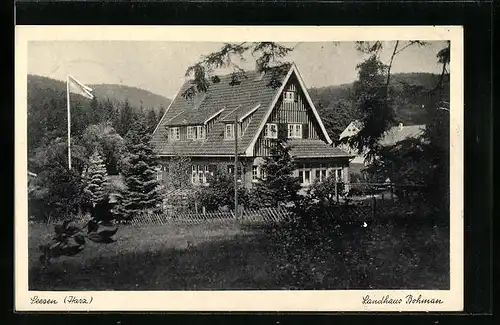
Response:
283,90,296,102
187,125,206,140
187,126,195,139
170,127,180,141
225,124,234,140
196,125,206,139
264,123,278,139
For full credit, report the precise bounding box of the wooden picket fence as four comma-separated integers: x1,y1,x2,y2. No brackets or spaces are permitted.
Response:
121,206,293,226
38,199,406,227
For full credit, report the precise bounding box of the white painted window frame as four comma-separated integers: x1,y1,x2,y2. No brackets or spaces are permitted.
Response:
187,126,195,140
170,127,180,141
288,123,302,139
283,90,296,102
196,125,206,139
225,124,235,140
264,123,278,139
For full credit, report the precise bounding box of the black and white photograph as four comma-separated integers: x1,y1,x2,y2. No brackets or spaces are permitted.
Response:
15,26,463,311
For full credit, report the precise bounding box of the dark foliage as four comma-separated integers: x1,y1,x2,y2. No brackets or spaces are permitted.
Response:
28,138,87,222
115,117,163,221
38,214,118,268
181,42,293,99
253,139,301,208
194,168,251,212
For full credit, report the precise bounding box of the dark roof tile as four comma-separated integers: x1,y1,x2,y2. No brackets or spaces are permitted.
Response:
151,68,287,156
289,139,352,158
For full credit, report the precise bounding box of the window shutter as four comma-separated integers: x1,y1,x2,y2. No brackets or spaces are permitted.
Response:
278,123,287,140
303,123,309,139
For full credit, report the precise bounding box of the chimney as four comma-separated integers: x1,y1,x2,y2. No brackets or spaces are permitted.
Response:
399,122,403,131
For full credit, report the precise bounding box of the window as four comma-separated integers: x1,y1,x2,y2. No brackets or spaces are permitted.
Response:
198,166,205,184
252,165,261,181
288,124,302,139
156,166,163,181
225,124,234,139
264,123,278,139
227,164,243,181
283,90,296,102
196,125,206,139
170,127,180,141
191,165,213,185
304,170,311,185
187,126,195,139
191,165,197,184
298,164,315,185
334,168,343,182
315,169,328,182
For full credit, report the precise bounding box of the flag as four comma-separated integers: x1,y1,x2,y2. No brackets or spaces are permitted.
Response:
68,75,94,99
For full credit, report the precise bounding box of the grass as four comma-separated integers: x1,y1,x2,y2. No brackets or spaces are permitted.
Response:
28,218,449,291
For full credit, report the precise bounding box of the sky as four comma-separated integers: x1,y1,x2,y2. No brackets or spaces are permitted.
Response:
28,41,447,99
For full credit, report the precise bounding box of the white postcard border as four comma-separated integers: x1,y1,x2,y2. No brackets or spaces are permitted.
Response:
15,25,464,312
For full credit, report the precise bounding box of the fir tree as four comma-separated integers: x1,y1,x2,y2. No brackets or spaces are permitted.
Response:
147,109,158,132
82,150,109,207
254,139,301,208
117,116,162,221
117,99,134,136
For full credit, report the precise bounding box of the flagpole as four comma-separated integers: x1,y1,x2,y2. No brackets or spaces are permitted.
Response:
67,75,72,170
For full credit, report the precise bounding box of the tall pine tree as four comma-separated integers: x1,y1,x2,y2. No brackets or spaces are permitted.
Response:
117,99,135,136
254,139,301,208
117,116,162,221
82,150,109,207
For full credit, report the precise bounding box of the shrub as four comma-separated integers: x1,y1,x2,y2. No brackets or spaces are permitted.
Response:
308,174,347,205
195,169,251,212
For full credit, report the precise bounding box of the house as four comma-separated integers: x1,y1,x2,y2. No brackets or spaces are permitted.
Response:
150,63,353,189
339,120,426,175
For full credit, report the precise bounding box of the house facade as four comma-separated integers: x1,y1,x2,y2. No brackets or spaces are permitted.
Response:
150,64,353,189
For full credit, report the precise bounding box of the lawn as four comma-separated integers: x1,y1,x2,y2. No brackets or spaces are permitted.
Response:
28,218,449,290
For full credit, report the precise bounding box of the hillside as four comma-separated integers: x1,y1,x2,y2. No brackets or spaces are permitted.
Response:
90,84,171,114
27,75,172,165
307,72,449,140
308,72,443,123
28,75,171,114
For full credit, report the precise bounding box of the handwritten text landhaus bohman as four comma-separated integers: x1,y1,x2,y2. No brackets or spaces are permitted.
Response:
362,295,444,305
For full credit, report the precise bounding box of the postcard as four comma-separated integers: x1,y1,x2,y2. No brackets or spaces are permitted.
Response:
15,25,463,312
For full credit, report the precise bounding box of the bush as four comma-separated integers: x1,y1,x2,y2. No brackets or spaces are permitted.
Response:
194,169,251,212
308,174,347,205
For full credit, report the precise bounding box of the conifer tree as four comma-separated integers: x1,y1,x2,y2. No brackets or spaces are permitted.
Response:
147,109,158,132
254,139,301,208
117,116,162,221
82,149,109,207
117,99,134,136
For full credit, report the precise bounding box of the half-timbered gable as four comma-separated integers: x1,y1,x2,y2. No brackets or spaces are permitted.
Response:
253,73,327,156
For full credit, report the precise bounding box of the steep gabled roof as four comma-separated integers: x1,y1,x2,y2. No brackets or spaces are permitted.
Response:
339,120,426,146
379,124,426,146
151,67,288,156
151,64,335,157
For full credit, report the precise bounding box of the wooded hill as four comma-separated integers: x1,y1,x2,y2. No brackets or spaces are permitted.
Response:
308,72,449,140
28,75,172,115
27,75,171,167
